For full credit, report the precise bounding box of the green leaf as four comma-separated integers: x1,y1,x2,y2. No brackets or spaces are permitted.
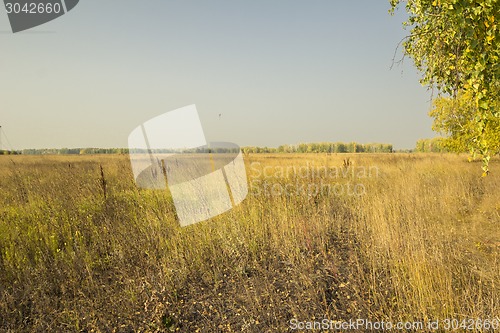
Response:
479,101,489,109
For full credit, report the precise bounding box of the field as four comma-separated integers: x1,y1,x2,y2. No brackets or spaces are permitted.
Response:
0,153,499,332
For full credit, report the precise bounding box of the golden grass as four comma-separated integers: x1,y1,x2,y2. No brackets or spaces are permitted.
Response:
0,153,498,332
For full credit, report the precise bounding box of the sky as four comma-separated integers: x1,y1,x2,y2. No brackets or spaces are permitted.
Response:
0,0,436,150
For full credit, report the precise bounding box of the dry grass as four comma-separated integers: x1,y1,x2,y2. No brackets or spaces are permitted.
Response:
0,153,498,332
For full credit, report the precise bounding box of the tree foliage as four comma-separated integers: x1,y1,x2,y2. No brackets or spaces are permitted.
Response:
390,0,500,175
429,92,500,155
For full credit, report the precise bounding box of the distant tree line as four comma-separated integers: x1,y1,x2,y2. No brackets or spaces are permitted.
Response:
13,143,395,155
243,142,394,154
18,147,241,155
414,138,449,153
20,148,130,155
4,140,468,155
0,150,20,155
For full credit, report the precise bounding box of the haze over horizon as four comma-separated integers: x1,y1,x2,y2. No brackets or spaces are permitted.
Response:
1,1,435,151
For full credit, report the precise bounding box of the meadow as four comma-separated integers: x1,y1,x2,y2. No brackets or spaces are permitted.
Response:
0,153,498,332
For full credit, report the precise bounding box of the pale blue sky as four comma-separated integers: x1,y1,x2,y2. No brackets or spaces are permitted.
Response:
0,1,434,150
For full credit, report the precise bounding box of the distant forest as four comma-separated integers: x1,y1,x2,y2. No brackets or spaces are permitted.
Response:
1,142,396,155
243,142,394,154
